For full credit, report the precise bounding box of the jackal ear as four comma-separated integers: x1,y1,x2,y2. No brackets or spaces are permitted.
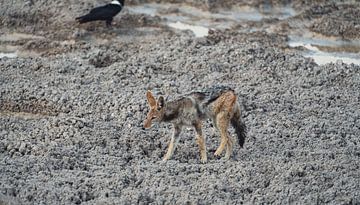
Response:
146,90,156,108
157,96,165,109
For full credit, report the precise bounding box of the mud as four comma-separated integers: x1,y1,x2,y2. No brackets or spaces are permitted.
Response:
1,0,360,204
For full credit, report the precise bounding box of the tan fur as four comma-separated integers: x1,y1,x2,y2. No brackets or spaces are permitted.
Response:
211,92,237,158
144,86,246,163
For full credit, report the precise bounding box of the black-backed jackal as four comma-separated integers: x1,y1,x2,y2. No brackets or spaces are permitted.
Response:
143,86,246,163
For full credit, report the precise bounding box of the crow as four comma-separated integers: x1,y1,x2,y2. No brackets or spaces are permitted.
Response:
76,0,124,27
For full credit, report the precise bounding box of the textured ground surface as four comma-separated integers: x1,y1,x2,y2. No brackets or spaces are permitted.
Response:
1,0,360,204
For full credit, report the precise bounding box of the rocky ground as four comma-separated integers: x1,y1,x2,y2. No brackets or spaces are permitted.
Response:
1,0,360,204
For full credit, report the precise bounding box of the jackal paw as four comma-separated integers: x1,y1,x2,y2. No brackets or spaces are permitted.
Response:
200,157,208,163
214,149,223,157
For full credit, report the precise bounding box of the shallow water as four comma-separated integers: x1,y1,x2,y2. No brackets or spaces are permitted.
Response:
289,35,360,53
305,53,360,65
0,44,40,59
218,5,295,21
0,44,18,58
0,33,44,42
168,22,209,37
128,3,296,31
0,33,38,58
0,52,17,58
289,35,360,65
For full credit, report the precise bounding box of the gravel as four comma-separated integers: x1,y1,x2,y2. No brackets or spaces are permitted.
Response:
1,0,360,204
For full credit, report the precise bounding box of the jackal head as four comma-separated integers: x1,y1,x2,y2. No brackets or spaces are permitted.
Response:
144,91,165,129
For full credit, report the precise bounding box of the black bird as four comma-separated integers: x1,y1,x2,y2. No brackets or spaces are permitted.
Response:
76,0,125,27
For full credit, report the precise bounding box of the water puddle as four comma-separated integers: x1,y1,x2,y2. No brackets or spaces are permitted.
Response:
0,45,19,59
168,22,209,37
0,33,46,58
218,5,295,21
305,53,360,65
0,52,17,58
0,44,42,59
0,33,44,42
128,3,296,36
289,35,360,65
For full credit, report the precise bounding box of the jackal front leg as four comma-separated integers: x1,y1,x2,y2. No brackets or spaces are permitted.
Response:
163,125,181,161
194,121,207,163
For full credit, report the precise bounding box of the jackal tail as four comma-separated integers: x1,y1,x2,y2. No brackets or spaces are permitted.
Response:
231,104,246,148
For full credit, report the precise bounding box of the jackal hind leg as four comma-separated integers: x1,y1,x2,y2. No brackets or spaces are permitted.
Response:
225,134,234,160
163,126,181,161
214,111,230,157
194,121,207,163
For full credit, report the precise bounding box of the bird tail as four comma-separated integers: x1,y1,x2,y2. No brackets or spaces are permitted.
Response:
75,15,89,24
